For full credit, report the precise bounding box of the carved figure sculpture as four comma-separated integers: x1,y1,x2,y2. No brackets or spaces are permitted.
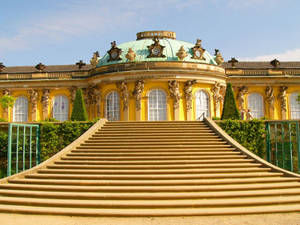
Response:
117,81,129,111
265,86,275,108
90,51,99,68
212,82,223,109
184,80,196,111
168,80,181,109
237,86,248,110
214,49,224,65
176,46,188,61
125,48,136,61
132,80,144,111
69,86,77,103
278,86,288,119
28,89,38,111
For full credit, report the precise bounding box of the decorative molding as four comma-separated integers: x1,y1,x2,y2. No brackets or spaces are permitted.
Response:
147,37,166,58
125,48,136,61
191,39,205,60
90,51,99,68
168,80,181,109
176,46,188,61
184,80,196,111
132,80,144,111
107,41,122,62
117,81,129,111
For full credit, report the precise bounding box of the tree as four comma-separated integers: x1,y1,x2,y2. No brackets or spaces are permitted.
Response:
70,89,88,121
297,94,300,103
0,95,15,109
221,83,241,120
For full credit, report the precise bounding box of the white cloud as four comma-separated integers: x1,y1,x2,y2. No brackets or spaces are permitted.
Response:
240,48,300,61
225,0,281,9
0,0,202,55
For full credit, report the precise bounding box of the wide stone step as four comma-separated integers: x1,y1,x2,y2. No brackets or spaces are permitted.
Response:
77,144,234,149
1,195,300,209
47,162,264,170
24,172,283,180
1,187,299,199
101,127,212,131
9,177,300,186
83,140,228,145
37,167,271,175
55,158,255,165
60,155,247,161
66,151,241,157
94,130,215,134
2,182,300,192
1,204,300,216
88,137,223,141
91,134,219,138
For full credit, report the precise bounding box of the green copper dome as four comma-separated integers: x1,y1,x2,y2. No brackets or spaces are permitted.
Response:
97,31,217,67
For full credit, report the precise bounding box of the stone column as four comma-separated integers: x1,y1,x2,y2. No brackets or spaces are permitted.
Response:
132,80,144,121
184,80,196,121
278,86,288,120
28,89,39,121
117,81,129,121
168,80,181,121
265,86,275,119
41,89,50,120
95,89,101,118
211,82,223,118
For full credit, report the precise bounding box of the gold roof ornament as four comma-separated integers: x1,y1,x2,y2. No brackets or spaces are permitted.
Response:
76,60,86,69
90,51,100,68
214,49,224,65
228,57,239,67
191,39,206,60
0,63,5,72
270,59,280,68
125,48,136,61
107,41,122,62
147,37,166,58
35,63,46,71
176,46,188,61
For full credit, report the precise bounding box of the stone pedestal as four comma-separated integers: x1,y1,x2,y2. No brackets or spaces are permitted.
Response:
124,108,129,121
186,109,192,121
174,107,180,121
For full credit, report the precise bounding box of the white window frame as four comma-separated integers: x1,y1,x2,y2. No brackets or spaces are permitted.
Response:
53,95,69,121
195,90,209,120
290,92,300,119
248,93,264,119
13,96,28,122
106,91,120,121
148,89,167,121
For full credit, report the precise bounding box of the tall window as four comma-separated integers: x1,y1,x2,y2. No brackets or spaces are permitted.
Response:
248,93,264,118
195,90,209,120
13,97,28,122
53,95,69,121
106,91,120,121
148,89,167,121
290,92,300,119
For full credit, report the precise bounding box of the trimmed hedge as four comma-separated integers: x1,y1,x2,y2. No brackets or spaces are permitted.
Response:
221,83,241,120
71,89,88,121
217,119,266,158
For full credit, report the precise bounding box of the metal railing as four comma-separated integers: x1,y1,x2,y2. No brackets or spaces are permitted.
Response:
266,121,300,173
7,123,40,176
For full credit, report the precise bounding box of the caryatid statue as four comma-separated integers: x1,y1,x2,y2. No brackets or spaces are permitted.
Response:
168,80,181,109
117,81,129,111
132,80,144,111
184,80,196,111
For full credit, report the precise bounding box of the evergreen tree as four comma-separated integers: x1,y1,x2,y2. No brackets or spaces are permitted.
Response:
221,83,241,120
70,88,88,121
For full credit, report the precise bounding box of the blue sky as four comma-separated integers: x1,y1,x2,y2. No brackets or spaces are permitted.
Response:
0,0,299,66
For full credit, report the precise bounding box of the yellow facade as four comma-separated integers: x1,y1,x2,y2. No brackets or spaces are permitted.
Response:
0,30,299,122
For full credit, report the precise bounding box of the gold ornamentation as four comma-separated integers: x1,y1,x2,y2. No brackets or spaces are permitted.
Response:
191,39,205,60
214,49,224,65
28,89,39,113
117,81,129,111
228,57,239,67
265,86,275,107
90,51,99,68
107,41,122,62
132,80,144,111
168,80,181,109
176,46,188,61
125,48,136,61
69,86,77,103
184,80,196,111
278,86,288,113
147,37,166,58
211,82,223,109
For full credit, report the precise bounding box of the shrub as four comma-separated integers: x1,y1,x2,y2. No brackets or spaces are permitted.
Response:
71,89,88,121
221,83,241,120
0,95,15,109
217,119,266,158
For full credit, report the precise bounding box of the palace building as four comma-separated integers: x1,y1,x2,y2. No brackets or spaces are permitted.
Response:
0,30,299,122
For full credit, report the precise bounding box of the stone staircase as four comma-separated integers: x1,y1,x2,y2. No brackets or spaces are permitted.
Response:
0,119,300,216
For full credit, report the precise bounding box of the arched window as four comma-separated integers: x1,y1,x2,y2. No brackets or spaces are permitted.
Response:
106,91,120,121
248,93,264,118
195,90,209,120
53,95,69,121
148,89,167,121
290,92,300,119
13,97,28,122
